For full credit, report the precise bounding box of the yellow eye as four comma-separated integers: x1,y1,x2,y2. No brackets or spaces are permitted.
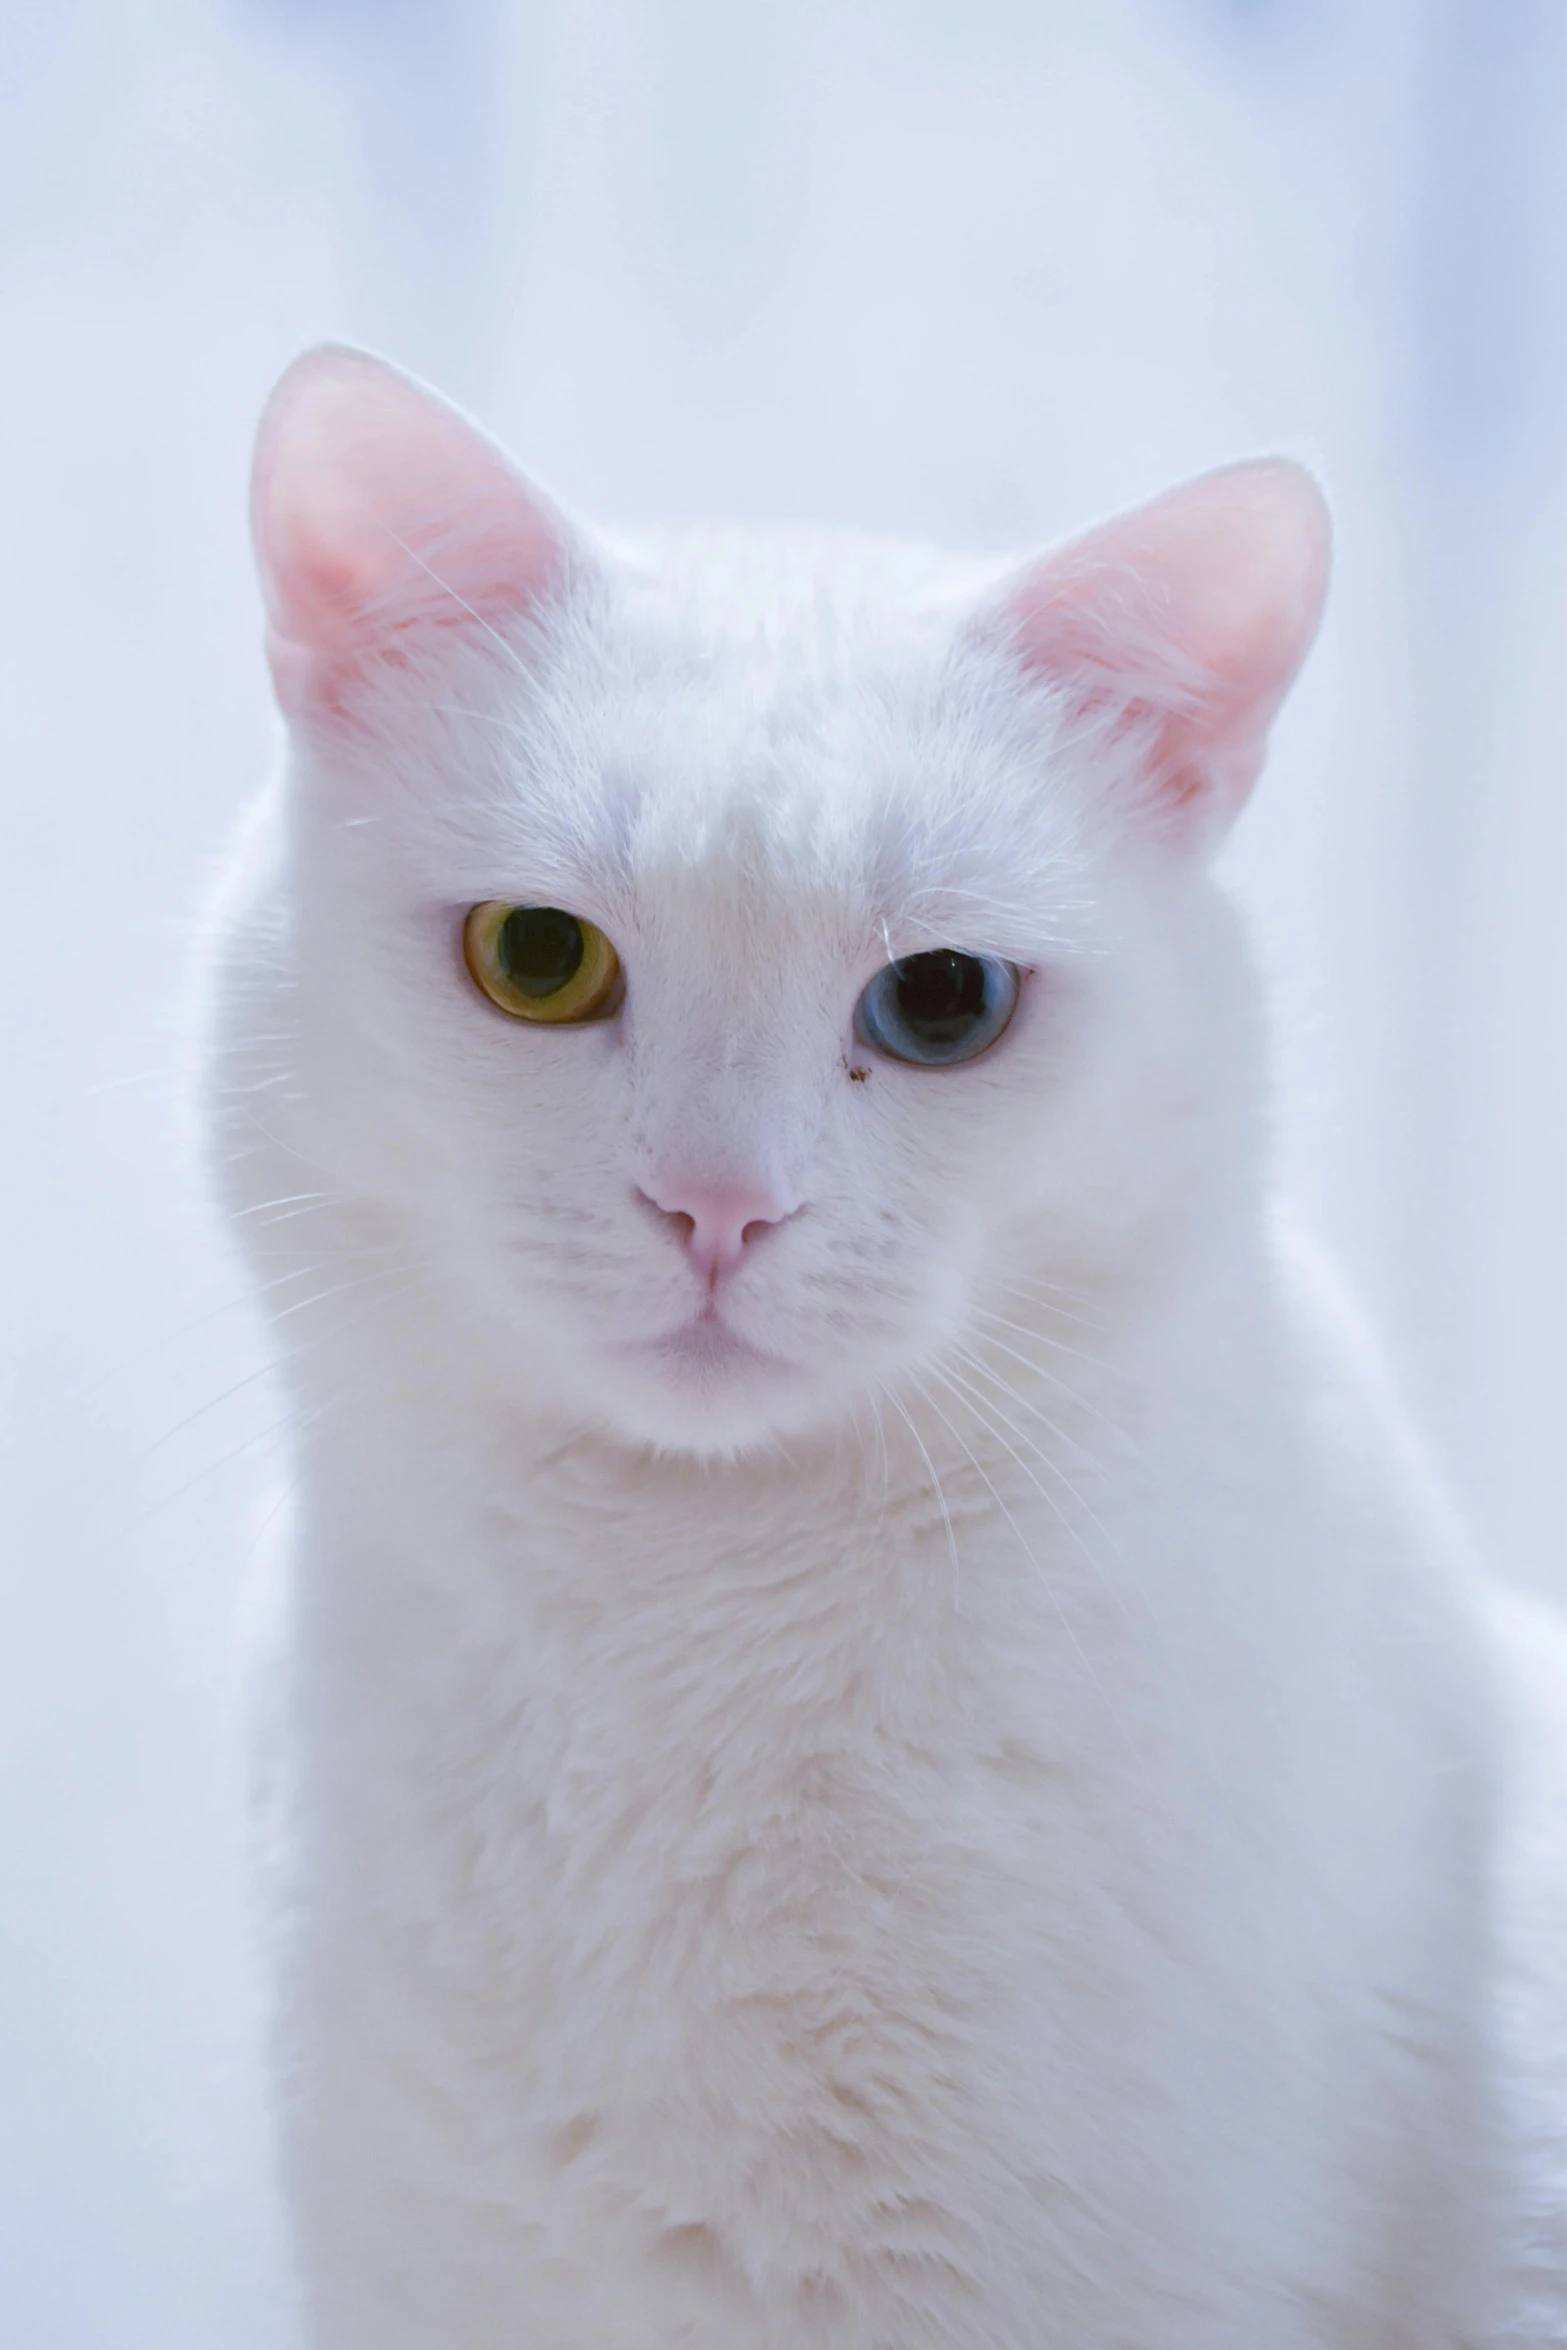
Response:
462,902,622,1024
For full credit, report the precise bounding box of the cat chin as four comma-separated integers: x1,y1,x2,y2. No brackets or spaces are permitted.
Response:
598,1315,821,1456
590,1379,822,1461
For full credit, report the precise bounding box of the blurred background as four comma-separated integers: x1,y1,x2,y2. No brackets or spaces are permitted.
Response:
3,1,1566,2340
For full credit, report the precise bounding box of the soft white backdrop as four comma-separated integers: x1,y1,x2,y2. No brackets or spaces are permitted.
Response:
3,3,1565,2340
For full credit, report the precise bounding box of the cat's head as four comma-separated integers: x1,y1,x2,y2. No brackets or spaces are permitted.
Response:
217,347,1327,1456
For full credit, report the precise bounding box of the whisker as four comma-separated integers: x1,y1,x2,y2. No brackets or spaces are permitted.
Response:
234,1101,344,1178
985,1298,1107,1347
878,1380,962,1612
967,1321,1148,1467
930,1360,1094,1552
871,1386,892,1501
112,1381,347,1551
933,1356,1136,1636
904,1369,1140,1762
84,1263,428,1509
0,1251,394,1454
973,1305,1114,1374
847,1385,895,1543
949,1341,1099,1468
226,1189,337,1223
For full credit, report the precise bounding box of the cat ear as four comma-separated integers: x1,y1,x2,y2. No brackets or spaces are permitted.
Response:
251,345,580,720
989,460,1330,845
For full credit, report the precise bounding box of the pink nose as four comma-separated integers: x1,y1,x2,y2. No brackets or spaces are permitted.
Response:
639,1178,793,1286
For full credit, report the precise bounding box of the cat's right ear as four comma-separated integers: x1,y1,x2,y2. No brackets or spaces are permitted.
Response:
979,460,1330,850
251,345,579,722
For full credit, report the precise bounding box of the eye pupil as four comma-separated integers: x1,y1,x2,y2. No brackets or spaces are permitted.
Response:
498,907,585,997
895,950,985,1033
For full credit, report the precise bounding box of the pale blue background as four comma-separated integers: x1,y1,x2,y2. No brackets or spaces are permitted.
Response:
3,3,1566,2339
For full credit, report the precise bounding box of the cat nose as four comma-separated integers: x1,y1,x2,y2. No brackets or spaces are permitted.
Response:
638,1178,794,1286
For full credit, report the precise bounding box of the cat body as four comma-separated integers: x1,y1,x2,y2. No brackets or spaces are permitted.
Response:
210,349,1545,2345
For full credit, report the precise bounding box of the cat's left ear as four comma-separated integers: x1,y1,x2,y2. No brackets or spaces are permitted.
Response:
251,344,584,721
986,460,1330,847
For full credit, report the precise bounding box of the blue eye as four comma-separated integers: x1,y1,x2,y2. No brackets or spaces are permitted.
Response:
855,951,1020,1067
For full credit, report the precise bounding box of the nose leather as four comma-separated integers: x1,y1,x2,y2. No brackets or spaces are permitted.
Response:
640,1177,793,1286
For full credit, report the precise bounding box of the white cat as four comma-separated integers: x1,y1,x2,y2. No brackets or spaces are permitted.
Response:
208,346,1565,2347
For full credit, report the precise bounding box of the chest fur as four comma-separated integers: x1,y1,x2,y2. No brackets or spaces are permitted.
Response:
274,1427,1493,2346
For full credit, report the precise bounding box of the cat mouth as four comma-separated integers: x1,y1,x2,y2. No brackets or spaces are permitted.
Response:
628,1303,787,1379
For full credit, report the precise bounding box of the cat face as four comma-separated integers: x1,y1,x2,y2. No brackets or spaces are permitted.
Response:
220,350,1327,1456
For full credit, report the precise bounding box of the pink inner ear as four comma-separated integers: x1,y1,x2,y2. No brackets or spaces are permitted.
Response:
1002,461,1331,834
252,346,573,721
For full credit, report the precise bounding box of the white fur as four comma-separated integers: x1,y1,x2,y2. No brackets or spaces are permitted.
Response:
209,413,1565,2344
